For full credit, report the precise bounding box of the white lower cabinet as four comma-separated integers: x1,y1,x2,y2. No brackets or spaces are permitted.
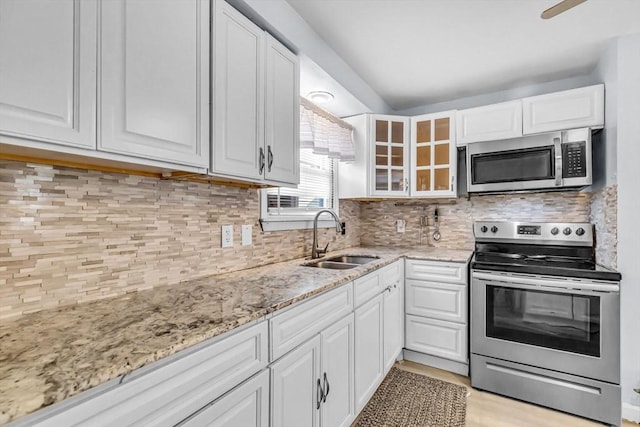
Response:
320,314,356,427
271,336,321,427
404,259,469,374
354,294,384,412
383,281,403,373
405,314,467,363
180,370,269,427
270,313,355,427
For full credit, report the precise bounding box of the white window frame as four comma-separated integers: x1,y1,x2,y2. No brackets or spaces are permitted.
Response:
259,160,340,232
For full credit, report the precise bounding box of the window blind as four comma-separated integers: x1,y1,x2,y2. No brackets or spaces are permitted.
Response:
266,148,334,215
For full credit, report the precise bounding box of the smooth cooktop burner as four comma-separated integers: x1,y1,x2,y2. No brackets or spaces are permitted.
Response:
474,252,596,270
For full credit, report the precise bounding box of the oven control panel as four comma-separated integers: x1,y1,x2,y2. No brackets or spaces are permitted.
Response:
474,221,593,245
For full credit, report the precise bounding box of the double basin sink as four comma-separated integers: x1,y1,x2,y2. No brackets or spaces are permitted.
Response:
303,255,380,270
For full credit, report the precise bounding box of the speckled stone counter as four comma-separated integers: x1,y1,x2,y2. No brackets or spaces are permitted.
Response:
0,246,472,424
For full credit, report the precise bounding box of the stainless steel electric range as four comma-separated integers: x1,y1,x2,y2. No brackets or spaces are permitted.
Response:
470,221,622,426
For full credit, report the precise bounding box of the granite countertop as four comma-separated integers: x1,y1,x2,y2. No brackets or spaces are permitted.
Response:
0,246,472,423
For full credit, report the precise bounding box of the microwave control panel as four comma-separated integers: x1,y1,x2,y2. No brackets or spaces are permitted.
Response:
562,142,587,178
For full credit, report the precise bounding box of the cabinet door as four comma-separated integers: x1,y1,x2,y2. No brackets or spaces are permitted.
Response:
405,314,467,363
405,279,467,323
213,0,265,180
0,0,96,148
354,294,384,412
264,34,299,185
383,282,403,374
99,0,209,167
320,314,355,427
271,336,320,427
522,84,604,135
410,112,457,197
370,115,410,197
180,370,269,427
456,100,523,145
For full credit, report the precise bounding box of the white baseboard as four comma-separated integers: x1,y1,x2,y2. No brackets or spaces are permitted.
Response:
622,403,640,423
403,349,469,376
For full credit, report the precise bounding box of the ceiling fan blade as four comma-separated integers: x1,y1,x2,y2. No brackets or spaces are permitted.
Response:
541,0,588,19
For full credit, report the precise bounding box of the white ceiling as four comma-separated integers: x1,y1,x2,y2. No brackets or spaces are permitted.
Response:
287,0,640,112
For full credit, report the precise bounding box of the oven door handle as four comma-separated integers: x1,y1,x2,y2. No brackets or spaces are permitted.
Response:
472,271,619,293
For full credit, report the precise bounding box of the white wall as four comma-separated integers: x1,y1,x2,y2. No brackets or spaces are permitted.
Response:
594,41,619,188
615,33,640,419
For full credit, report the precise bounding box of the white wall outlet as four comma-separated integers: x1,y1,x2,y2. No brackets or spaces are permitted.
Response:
396,219,406,233
221,225,233,248
241,224,252,246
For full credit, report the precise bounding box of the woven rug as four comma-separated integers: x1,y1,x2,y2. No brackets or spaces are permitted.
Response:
353,367,467,427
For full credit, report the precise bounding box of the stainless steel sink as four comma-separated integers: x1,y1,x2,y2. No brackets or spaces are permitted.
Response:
304,261,360,270
303,255,380,270
325,255,380,265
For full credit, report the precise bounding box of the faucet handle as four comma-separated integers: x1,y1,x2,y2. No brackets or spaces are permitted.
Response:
316,242,330,257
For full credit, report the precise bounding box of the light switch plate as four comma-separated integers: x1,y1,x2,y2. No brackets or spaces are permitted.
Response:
241,224,252,246
221,225,233,248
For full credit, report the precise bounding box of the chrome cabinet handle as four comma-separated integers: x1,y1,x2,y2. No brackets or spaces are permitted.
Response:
259,147,265,175
323,372,330,402
316,378,324,409
451,175,454,192
267,145,274,172
404,177,409,191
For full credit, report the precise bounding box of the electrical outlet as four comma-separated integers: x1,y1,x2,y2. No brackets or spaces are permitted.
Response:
221,225,233,248
396,219,406,233
241,224,252,246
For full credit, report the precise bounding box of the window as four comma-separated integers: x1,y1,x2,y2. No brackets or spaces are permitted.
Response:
260,98,354,231
260,148,338,231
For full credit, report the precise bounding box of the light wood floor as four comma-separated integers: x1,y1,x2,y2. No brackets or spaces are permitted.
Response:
395,360,637,427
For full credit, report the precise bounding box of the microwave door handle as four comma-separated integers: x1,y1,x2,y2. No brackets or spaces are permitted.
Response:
554,137,563,186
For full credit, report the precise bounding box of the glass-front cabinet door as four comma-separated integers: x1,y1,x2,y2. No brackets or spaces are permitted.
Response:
370,115,410,197
410,112,457,197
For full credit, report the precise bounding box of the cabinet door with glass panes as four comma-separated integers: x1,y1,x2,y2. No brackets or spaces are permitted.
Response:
410,112,457,197
370,115,410,197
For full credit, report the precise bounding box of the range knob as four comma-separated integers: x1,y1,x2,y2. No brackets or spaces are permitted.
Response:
550,227,559,235
563,227,572,236
576,227,585,236
480,226,488,233
491,226,498,233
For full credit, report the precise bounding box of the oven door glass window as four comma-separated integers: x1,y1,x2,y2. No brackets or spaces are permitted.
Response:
486,285,600,357
471,146,554,185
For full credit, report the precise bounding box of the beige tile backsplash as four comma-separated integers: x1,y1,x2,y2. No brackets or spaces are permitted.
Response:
0,160,360,319
0,160,617,318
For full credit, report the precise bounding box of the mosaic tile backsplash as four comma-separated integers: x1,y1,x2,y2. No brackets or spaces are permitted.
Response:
0,159,617,318
360,187,617,269
0,160,360,319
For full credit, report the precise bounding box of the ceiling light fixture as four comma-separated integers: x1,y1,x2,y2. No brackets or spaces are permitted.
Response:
306,91,334,104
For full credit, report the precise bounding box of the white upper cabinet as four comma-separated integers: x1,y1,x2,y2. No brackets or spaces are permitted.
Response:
99,0,209,168
456,100,523,145
371,115,411,197
410,111,457,198
522,84,604,135
212,1,299,186
213,0,264,181
0,0,97,149
264,34,300,184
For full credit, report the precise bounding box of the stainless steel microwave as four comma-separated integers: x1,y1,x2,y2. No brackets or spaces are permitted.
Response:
466,128,592,193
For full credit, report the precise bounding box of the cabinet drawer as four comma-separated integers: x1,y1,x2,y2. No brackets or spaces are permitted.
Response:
381,260,403,287
26,321,268,427
179,370,269,427
405,279,467,323
405,259,466,284
354,270,382,308
405,315,467,363
270,283,353,360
